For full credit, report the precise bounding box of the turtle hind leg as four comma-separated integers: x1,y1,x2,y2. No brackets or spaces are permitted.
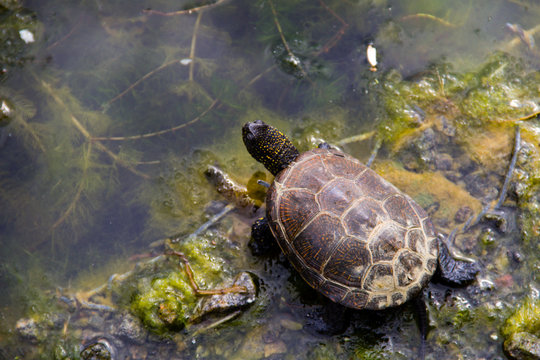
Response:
249,217,279,256
436,238,479,286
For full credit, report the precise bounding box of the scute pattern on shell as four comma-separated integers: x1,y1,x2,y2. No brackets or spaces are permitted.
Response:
266,148,438,310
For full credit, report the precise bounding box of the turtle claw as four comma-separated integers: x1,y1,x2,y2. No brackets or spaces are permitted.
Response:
437,238,479,286
317,142,331,149
249,217,278,256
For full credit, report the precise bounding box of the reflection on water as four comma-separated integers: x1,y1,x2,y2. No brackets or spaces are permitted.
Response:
1,0,539,358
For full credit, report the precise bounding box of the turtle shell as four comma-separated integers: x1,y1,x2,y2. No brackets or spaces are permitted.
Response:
266,148,438,310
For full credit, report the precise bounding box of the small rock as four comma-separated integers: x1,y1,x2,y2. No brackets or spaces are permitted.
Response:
279,317,303,331
111,312,147,345
195,271,256,319
264,340,287,357
454,206,473,224
16,318,42,343
504,332,540,360
435,153,453,171
80,337,117,360
87,314,106,330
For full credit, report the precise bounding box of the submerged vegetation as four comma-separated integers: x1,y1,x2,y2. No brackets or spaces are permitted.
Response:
1,0,540,359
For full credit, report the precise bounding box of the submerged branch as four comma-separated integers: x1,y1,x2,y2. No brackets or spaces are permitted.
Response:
502,109,540,122
189,12,203,83
142,0,228,16
238,65,277,95
92,98,219,141
337,131,375,146
268,0,310,80
400,13,457,28
102,59,180,111
46,19,82,51
316,0,349,55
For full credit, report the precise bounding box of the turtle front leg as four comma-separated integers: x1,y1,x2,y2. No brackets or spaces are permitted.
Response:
249,217,278,255
437,237,479,286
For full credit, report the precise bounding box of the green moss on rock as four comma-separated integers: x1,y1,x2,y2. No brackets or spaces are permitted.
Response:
129,235,233,334
501,297,540,360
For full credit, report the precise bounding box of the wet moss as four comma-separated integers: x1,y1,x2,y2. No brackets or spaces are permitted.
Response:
502,297,540,339
501,297,540,359
129,235,230,334
373,160,482,225
514,124,540,245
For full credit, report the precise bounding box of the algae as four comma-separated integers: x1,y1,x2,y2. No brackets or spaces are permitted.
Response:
2,0,540,359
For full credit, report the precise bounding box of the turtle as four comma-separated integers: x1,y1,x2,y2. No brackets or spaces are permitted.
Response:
242,120,479,311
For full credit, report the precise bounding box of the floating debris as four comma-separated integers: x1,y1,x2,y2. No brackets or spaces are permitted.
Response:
19,29,35,44
180,58,193,66
506,23,535,50
367,43,377,71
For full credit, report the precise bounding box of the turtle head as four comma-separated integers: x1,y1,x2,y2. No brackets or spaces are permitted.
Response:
242,120,299,176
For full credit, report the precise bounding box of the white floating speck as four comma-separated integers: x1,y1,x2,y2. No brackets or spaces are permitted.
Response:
509,99,521,108
180,58,193,66
19,29,35,44
1,101,11,117
367,43,377,72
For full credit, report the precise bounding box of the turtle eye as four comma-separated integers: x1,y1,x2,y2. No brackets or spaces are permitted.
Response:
246,132,254,141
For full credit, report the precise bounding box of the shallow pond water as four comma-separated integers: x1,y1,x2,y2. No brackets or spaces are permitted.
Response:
1,0,539,359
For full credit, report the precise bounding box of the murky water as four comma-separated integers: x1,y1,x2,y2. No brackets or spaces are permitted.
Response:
1,0,539,359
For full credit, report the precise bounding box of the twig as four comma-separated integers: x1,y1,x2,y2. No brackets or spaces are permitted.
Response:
337,131,375,146
91,98,219,141
315,0,349,55
46,20,82,51
268,0,310,80
495,125,521,210
507,109,540,122
366,138,382,168
166,250,247,295
191,310,242,336
101,59,180,111
400,13,457,28
171,203,235,242
189,12,203,83
143,0,228,16
238,65,277,96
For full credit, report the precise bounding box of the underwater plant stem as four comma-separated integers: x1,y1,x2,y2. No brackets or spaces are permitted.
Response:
39,79,150,179
268,0,310,80
366,138,382,168
46,19,81,51
166,250,247,295
337,131,375,146
102,59,180,111
316,0,349,55
142,0,228,16
191,310,241,336
92,98,218,141
495,126,521,210
239,65,277,95
511,109,540,122
400,13,456,28
15,113,46,152
51,143,93,230
189,12,203,84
